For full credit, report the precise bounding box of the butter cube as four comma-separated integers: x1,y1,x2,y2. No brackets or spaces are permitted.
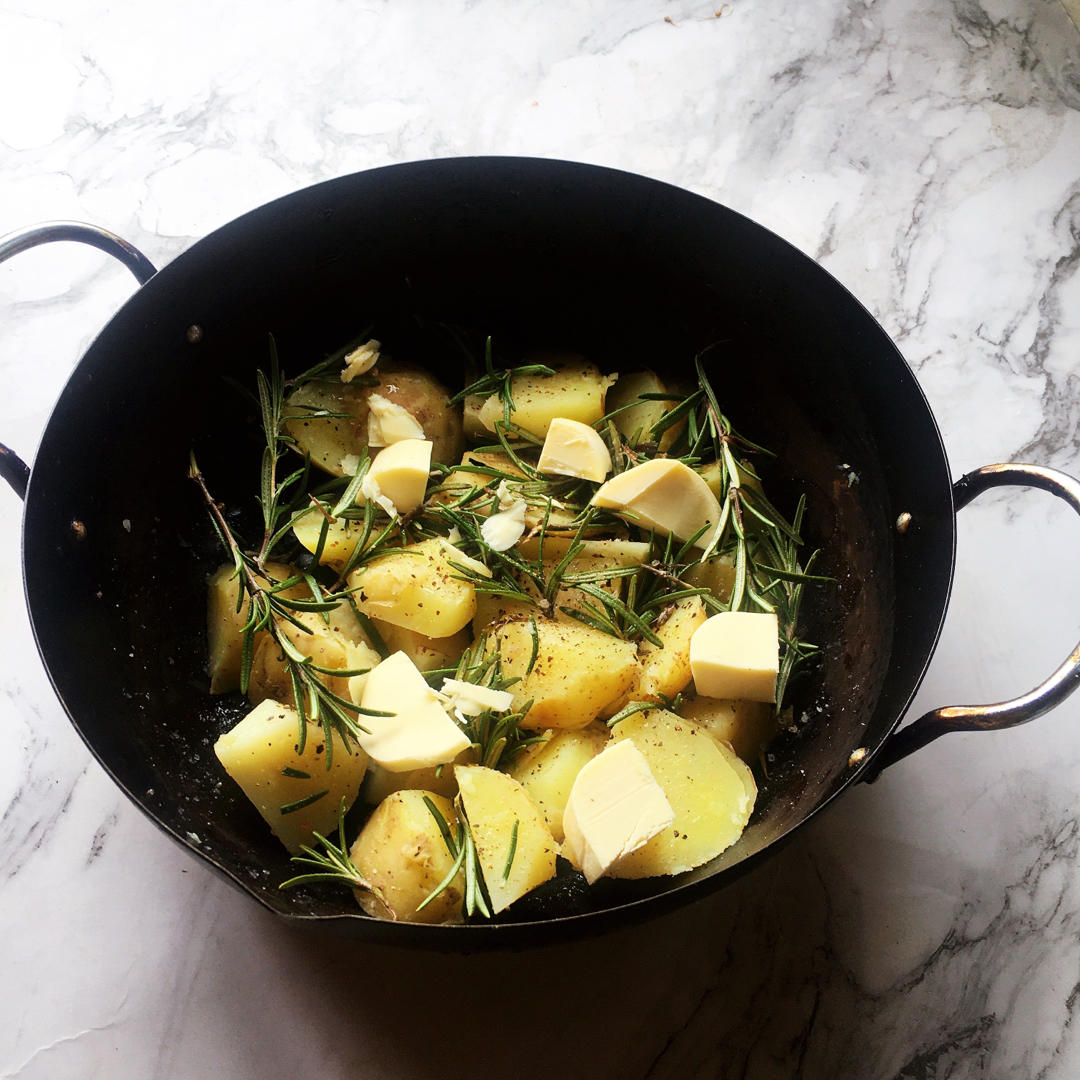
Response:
689,611,779,703
591,458,721,549
536,417,612,483
358,651,471,771
562,739,674,884
362,438,432,515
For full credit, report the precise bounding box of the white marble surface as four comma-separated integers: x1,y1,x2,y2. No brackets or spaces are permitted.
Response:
1,1,1079,1077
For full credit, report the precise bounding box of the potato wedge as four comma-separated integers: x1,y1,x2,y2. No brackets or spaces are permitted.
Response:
633,595,708,701
608,708,756,877
247,609,380,707
477,358,612,439
368,619,470,674
455,764,559,914
606,370,682,451
349,537,477,639
506,725,608,841
491,616,639,730
349,790,464,923
683,552,737,606
679,696,776,762
207,561,314,694
214,698,369,853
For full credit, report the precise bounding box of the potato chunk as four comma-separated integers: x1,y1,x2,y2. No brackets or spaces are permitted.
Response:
349,538,477,638
506,725,608,841
247,609,380,708
633,595,708,701
349,790,464,924
214,699,368,853
608,709,756,877
679,696,775,763
492,617,639,730
284,364,463,475
606,370,682,450
455,765,559,914
477,358,612,439
206,560,303,694
369,619,470,674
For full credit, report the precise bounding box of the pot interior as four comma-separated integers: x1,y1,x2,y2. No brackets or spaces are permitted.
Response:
22,159,954,940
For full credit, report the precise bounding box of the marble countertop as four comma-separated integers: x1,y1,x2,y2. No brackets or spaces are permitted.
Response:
2,1,1079,1077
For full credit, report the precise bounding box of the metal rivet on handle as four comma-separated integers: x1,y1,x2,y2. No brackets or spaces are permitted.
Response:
186,324,204,344
896,511,912,534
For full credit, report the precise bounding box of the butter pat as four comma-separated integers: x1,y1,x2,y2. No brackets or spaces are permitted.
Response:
562,739,674,884
362,438,432,515
366,392,425,447
358,651,471,771
689,611,780,703
537,417,612,483
591,459,721,549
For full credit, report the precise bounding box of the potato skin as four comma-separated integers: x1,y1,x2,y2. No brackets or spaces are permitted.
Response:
349,790,464,924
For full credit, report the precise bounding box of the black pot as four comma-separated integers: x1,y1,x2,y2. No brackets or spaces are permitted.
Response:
3,158,1078,947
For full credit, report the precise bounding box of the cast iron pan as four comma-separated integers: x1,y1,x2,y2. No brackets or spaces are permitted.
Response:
2,159,1079,948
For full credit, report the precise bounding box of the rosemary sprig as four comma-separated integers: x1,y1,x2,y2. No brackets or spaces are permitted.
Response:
418,796,491,919
279,798,394,918
448,335,556,410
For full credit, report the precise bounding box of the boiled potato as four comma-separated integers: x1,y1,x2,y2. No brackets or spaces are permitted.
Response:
683,552,737,605
349,790,465,923
291,509,364,571
284,364,464,476
477,357,613,439
606,370,682,450
608,709,756,877
633,595,708,701
506,725,608,841
471,537,649,633
248,609,380,707
517,536,650,618
214,698,369,853
679,696,775,762
699,459,763,500
368,619,470,674
349,538,477,639
207,560,310,694
360,749,473,806
434,450,585,534
491,616,639,730
455,764,559,914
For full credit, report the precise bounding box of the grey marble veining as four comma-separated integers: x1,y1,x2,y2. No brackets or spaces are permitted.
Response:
1,1,1079,1077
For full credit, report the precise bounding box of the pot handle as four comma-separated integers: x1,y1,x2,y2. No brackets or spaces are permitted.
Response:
864,463,1080,781
0,221,158,501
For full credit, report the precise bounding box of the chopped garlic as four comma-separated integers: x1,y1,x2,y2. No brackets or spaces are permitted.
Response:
360,472,398,518
340,339,380,383
340,453,362,476
482,485,527,551
366,392,425,447
439,678,514,718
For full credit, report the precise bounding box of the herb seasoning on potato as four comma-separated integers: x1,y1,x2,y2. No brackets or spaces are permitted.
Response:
192,333,822,923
